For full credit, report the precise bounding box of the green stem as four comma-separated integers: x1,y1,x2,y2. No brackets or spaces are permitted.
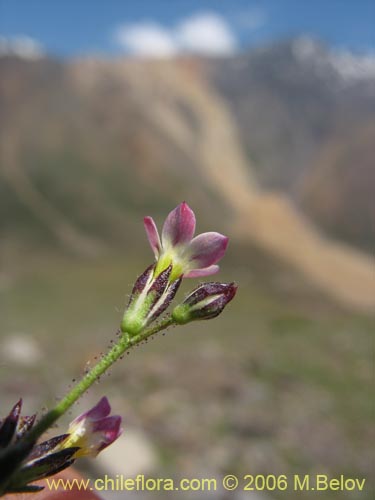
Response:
27,316,175,444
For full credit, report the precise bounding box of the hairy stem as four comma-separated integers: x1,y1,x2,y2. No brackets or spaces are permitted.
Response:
27,316,175,443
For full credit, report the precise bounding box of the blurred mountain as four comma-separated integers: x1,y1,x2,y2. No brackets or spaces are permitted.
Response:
0,37,374,311
205,37,375,249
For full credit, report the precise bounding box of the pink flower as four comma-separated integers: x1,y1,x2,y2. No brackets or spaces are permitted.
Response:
61,397,122,458
144,202,228,281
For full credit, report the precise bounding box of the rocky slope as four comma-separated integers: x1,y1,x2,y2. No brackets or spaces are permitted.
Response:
205,37,375,250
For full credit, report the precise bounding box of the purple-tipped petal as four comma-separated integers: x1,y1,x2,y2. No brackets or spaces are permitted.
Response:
86,396,111,419
187,232,228,269
74,396,110,424
91,415,122,435
92,416,122,453
144,217,161,258
162,202,196,247
184,265,220,278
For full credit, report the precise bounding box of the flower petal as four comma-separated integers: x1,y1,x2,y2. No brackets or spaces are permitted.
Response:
73,397,110,425
144,217,161,258
184,265,220,278
91,415,122,434
162,202,196,247
81,416,122,456
187,232,228,269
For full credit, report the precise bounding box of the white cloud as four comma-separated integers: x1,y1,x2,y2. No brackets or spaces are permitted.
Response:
113,12,238,58
113,23,177,57
176,12,237,55
0,35,44,59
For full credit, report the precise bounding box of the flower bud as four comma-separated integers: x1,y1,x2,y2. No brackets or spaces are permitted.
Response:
172,282,237,325
121,264,181,336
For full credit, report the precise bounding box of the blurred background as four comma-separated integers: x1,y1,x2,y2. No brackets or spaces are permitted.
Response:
0,1,374,499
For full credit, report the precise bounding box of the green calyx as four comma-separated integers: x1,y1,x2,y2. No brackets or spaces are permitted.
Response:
121,291,156,336
171,304,192,325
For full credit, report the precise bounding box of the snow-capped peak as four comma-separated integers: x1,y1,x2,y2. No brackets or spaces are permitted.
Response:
0,35,45,60
292,36,375,84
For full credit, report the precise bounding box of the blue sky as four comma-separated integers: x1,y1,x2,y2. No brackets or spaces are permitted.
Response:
0,0,374,57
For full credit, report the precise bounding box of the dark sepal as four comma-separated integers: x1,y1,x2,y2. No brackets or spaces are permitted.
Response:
27,434,69,462
0,437,36,492
148,276,182,324
0,399,22,448
16,415,36,440
8,447,79,486
128,264,155,307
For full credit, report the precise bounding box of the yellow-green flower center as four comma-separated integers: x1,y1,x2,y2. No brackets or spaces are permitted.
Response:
155,250,185,281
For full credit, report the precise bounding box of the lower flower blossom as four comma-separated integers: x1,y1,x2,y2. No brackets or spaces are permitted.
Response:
59,397,122,458
0,397,122,494
0,400,79,493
